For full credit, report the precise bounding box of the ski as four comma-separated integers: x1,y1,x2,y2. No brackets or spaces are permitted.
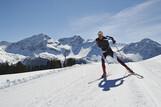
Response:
88,77,103,84
130,73,144,79
126,67,144,79
88,74,110,84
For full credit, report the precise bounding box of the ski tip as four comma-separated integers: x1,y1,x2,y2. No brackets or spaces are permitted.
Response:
133,73,144,79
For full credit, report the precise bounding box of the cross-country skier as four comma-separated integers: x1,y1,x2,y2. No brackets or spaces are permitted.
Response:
96,31,134,78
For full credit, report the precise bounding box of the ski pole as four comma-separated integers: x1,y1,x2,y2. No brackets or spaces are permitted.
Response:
114,44,127,59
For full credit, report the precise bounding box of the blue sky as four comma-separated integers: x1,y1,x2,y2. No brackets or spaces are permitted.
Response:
0,0,161,43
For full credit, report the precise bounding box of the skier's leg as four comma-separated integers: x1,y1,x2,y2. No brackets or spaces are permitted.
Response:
116,57,134,73
112,52,119,63
101,56,106,76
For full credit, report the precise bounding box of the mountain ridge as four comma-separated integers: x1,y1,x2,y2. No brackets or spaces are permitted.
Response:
0,33,160,64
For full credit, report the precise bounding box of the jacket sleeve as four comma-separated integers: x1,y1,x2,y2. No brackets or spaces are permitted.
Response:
95,38,100,48
105,36,116,44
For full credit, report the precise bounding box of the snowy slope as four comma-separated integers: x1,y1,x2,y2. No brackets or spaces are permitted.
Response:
0,47,25,64
0,41,25,64
0,55,161,107
122,38,161,60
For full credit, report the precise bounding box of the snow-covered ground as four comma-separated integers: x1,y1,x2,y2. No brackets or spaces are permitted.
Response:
0,55,161,107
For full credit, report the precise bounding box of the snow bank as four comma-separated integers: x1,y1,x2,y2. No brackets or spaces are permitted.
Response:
0,64,81,89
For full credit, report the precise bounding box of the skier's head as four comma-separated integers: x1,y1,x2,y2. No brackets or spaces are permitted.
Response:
98,31,104,39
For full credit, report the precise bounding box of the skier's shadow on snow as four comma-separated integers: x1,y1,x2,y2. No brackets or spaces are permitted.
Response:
98,74,130,91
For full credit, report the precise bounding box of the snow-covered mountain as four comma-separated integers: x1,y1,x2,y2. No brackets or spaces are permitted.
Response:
0,55,161,107
122,38,161,60
0,34,160,64
0,41,11,49
59,35,126,61
0,41,10,46
6,34,62,56
0,41,25,64
4,34,104,62
59,36,103,60
59,35,85,55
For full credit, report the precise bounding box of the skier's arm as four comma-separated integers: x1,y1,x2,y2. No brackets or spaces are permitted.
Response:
105,35,116,44
95,39,100,48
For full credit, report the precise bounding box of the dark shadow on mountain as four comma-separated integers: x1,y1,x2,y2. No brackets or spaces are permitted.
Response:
98,74,130,91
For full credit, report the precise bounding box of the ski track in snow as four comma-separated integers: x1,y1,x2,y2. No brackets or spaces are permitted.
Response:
0,56,161,107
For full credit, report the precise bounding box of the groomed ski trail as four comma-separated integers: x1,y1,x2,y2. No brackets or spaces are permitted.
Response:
0,56,161,107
